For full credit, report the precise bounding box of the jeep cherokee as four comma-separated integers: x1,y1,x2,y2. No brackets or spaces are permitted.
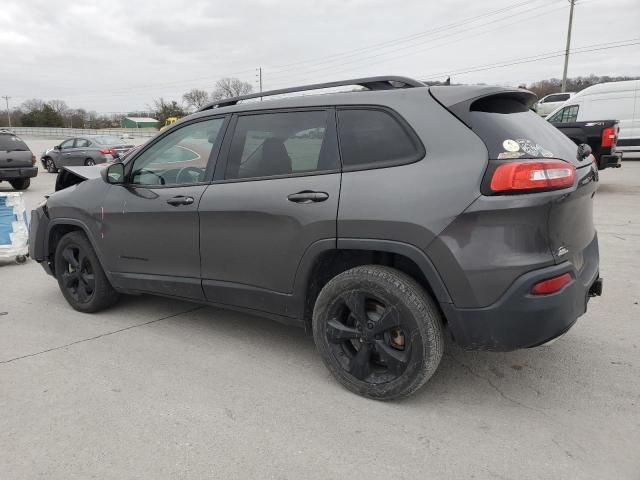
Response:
29,76,603,400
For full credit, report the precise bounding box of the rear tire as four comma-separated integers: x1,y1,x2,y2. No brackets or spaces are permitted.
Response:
9,178,30,190
312,265,444,400
54,231,119,313
84,158,95,166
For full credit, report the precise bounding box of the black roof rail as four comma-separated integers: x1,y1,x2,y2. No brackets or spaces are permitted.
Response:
198,76,425,111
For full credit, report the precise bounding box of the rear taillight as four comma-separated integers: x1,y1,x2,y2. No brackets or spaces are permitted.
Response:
531,273,572,295
98,148,115,155
31,154,36,166
490,160,576,194
601,126,616,148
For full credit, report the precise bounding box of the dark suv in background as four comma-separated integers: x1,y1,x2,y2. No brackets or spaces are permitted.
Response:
0,130,37,190
29,77,603,400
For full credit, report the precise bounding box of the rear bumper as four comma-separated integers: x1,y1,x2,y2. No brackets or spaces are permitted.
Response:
599,154,622,169
443,235,600,351
0,167,38,179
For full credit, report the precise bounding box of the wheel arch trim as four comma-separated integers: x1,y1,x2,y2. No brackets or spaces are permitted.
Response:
290,237,453,320
45,218,111,280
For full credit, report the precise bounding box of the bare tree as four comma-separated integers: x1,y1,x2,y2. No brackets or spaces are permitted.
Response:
48,99,69,115
211,77,253,101
182,89,210,110
21,98,45,113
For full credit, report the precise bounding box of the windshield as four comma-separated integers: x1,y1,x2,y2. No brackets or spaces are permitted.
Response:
0,134,29,151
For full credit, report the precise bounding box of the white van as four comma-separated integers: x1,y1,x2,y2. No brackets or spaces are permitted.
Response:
546,80,640,156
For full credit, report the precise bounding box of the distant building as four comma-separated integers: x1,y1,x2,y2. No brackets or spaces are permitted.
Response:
120,117,159,129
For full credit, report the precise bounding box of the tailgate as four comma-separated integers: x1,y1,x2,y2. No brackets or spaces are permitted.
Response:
548,164,598,264
432,87,599,267
0,134,33,168
0,150,33,168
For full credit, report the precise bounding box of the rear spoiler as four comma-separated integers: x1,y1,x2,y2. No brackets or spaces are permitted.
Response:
429,86,537,128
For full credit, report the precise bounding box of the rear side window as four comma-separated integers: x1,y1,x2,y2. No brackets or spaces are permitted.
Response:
544,93,570,103
0,134,29,151
337,109,423,169
469,97,579,163
547,105,579,123
225,110,337,180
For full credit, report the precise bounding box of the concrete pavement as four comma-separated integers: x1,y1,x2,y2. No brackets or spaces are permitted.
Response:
1,138,639,479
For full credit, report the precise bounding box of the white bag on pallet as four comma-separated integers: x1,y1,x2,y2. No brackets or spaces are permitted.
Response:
0,192,29,260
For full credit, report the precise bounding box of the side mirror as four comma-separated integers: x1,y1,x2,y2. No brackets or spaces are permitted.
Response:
101,162,125,184
577,143,592,161
54,145,61,150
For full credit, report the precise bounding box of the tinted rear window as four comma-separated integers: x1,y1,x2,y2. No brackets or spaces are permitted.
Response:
337,109,422,169
469,97,578,163
0,134,29,151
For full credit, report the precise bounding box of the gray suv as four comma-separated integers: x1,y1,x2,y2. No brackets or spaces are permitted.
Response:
29,77,603,400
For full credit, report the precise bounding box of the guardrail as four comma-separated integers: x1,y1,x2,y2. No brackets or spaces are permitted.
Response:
7,127,159,138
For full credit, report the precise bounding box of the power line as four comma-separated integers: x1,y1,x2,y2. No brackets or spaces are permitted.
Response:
14,1,548,102
419,39,640,81
265,0,545,74
265,1,570,87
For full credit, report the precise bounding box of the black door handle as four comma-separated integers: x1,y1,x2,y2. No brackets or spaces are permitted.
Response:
287,191,329,203
167,196,194,206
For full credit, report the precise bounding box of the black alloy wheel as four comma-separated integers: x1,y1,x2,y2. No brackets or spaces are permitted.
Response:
59,245,96,304
326,292,410,384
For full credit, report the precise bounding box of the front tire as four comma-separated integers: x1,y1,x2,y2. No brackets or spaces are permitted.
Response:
313,265,444,400
9,178,30,190
45,157,58,173
54,231,119,313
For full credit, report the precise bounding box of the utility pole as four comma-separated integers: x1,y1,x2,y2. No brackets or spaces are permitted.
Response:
256,67,263,101
561,0,576,92
2,96,11,128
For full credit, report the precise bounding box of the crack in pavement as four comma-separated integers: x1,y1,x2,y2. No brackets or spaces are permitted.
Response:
446,353,588,456
447,353,551,415
0,306,204,366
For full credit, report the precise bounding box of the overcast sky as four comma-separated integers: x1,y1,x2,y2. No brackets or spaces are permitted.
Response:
1,0,639,113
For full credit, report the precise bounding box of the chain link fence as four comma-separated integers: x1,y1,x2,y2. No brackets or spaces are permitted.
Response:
7,127,159,139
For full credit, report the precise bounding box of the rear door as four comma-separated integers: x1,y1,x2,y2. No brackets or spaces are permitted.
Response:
198,108,341,315
71,138,91,165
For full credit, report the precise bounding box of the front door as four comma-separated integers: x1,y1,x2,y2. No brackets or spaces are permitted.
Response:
58,138,76,167
199,109,341,316
101,116,227,300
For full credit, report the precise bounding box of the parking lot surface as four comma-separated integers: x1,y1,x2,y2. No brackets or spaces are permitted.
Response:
1,137,639,479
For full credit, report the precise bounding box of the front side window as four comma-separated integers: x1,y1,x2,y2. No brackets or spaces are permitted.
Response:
60,139,75,149
130,117,224,186
337,109,422,169
225,110,336,180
